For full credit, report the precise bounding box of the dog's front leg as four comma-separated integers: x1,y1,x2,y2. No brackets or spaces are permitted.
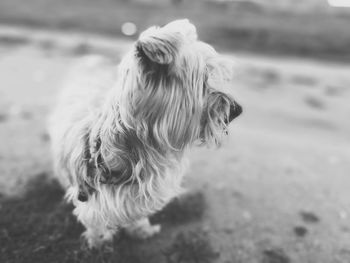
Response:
125,218,161,239
74,202,117,248
81,224,116,249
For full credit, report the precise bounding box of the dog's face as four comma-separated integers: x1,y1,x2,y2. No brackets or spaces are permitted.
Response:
117,19,242,151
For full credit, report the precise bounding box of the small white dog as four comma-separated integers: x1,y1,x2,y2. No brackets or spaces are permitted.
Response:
49,19,242,248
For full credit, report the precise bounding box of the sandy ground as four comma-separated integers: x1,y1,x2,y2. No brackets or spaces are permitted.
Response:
0,37,350,263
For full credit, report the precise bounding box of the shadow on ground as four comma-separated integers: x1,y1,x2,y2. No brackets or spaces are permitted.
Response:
0,173,218,263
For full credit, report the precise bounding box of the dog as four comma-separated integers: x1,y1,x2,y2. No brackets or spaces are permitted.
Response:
49,19,242,248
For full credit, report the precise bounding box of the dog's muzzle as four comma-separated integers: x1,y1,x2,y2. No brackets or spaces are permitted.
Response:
228,101,242,123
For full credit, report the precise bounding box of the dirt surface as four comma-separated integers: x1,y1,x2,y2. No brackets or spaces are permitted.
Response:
0,39,350,263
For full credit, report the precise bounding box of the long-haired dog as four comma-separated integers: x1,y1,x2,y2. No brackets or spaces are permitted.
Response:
49,19,242,248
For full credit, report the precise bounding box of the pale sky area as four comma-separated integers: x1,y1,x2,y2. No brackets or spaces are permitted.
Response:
328,0,350,7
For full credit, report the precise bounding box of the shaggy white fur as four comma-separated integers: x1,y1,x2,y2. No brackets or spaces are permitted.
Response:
49,19,242,248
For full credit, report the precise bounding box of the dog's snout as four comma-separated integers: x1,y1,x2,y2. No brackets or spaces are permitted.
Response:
228,101,242,122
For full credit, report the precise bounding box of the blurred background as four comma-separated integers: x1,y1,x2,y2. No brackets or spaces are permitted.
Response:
0,0,350,262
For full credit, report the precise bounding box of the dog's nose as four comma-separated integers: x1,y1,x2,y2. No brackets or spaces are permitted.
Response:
228,101,242,122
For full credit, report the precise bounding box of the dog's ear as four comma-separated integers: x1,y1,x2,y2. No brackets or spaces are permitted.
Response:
136,19,197,65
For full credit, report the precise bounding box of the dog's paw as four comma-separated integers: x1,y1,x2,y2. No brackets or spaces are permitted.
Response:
126,223,161,240
81,229,114,249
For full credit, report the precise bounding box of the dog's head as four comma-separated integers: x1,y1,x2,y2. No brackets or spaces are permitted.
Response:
117,19,242,151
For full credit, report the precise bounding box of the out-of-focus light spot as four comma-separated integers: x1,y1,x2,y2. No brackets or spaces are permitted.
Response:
328,0,350,7
121,22,137,36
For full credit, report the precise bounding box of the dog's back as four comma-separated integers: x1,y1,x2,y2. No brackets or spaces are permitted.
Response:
49,56,117,189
